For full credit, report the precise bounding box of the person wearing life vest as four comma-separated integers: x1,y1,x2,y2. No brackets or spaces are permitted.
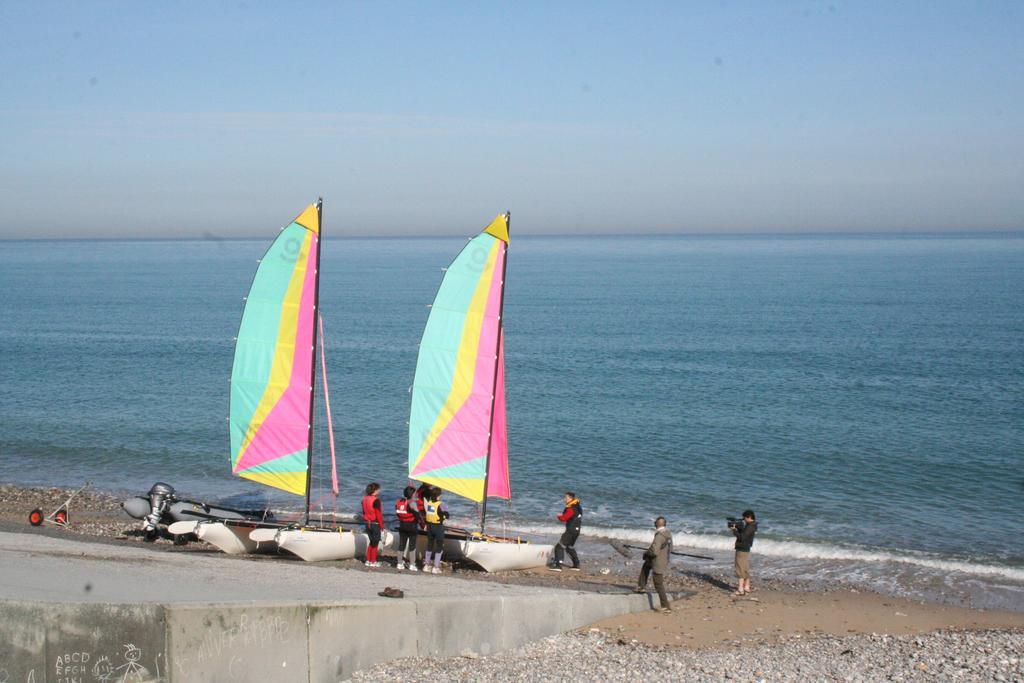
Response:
361,482,385,568
414,481,431,567
414,482,430,525
422,486,449,574
395,485,422,571
549,491,582,572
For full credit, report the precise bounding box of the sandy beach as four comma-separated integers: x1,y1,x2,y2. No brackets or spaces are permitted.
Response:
2,483,1021,681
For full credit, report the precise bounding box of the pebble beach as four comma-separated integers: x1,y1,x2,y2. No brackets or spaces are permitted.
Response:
2,482,1021,681
353,629,1024,682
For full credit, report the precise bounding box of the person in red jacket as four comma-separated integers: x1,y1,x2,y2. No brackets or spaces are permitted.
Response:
549,491,582,572
361,482,385,568
414,482,430,523
395,485,422,571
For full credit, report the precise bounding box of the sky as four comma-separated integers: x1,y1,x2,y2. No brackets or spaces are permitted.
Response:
0,1,1022,238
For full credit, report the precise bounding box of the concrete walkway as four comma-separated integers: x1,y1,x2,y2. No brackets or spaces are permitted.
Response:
0,532,676,682
0,531,557,604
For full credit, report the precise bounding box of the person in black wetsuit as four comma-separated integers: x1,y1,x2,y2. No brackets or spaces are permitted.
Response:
549,491,582,572
394,485,422,571
422,487,449,574
413,481,431,567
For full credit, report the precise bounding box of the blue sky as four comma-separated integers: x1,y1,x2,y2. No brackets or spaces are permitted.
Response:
1,2,1021,237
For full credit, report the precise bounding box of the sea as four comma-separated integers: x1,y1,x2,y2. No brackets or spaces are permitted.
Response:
1,232,1022,610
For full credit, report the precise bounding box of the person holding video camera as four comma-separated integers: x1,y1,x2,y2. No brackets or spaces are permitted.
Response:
729,509,757,596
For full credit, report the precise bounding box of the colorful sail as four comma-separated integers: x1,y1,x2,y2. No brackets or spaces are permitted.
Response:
230,203,321,496
409,214,511,503
318,315,340,496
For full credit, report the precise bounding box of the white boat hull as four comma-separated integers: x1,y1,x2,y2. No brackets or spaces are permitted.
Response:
169,520,276,555
401,529,552,572
263,527,394,562
458,538,554,572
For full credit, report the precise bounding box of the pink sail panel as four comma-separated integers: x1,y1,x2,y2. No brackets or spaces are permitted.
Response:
486,330,510,499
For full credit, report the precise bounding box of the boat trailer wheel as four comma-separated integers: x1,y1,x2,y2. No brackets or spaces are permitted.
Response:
28,509,43,526
54,509,69,526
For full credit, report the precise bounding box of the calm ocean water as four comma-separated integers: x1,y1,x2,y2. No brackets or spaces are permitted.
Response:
2,233,1022,607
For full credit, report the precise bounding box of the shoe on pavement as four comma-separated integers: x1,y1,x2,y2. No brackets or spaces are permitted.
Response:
569,566,581,571
548,566,562,572
408,564,418,572
659,608,672,614
633,587,646,593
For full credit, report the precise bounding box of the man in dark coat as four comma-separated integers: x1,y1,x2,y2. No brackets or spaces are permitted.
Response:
635,516,673,612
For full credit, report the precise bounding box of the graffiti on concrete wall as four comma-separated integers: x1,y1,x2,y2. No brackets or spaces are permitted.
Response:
172,611,294,678
1,642,164,683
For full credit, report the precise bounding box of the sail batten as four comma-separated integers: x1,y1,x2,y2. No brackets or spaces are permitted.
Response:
408,214,511,505
229,203,321,497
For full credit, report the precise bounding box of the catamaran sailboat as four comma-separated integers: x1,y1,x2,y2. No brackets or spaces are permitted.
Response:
406,213,553,572
169,200,389,558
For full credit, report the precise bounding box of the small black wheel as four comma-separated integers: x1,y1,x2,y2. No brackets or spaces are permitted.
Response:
29,509,44,526
173,534,190,546
144,527,159,542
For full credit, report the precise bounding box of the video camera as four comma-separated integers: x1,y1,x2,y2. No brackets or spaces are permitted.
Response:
726,516,746,531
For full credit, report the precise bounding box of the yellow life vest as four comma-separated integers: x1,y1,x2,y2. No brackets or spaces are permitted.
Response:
424,498,442,524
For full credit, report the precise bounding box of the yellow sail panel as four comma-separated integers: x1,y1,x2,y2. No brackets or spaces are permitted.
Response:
483,213,509,243
416,475,485,504
239,470,308,496
294,204,321,233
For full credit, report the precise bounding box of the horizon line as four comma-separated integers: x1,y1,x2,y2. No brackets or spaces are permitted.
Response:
2,228,1023,243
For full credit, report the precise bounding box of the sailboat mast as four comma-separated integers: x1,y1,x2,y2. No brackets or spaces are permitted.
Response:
303,197,324,524
479,211,510,533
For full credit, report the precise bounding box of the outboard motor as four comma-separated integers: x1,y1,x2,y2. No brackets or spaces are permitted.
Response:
142,482,176,540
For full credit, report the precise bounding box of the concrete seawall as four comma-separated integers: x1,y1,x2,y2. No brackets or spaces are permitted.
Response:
0,591,670,682
0,532,681,681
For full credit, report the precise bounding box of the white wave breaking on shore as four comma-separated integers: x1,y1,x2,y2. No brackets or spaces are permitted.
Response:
522,523,1024,584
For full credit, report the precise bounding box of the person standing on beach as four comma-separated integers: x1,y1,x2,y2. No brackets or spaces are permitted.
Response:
415,482,430,520
423,487,449,574
634,516,673,612
395,485,421,571
549,491,582,572
731,509,758,596
414,481,431,568
361,483,384,568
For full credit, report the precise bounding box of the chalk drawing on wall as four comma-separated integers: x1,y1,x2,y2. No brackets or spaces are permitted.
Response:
92,655,115,681
116,644,150,683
